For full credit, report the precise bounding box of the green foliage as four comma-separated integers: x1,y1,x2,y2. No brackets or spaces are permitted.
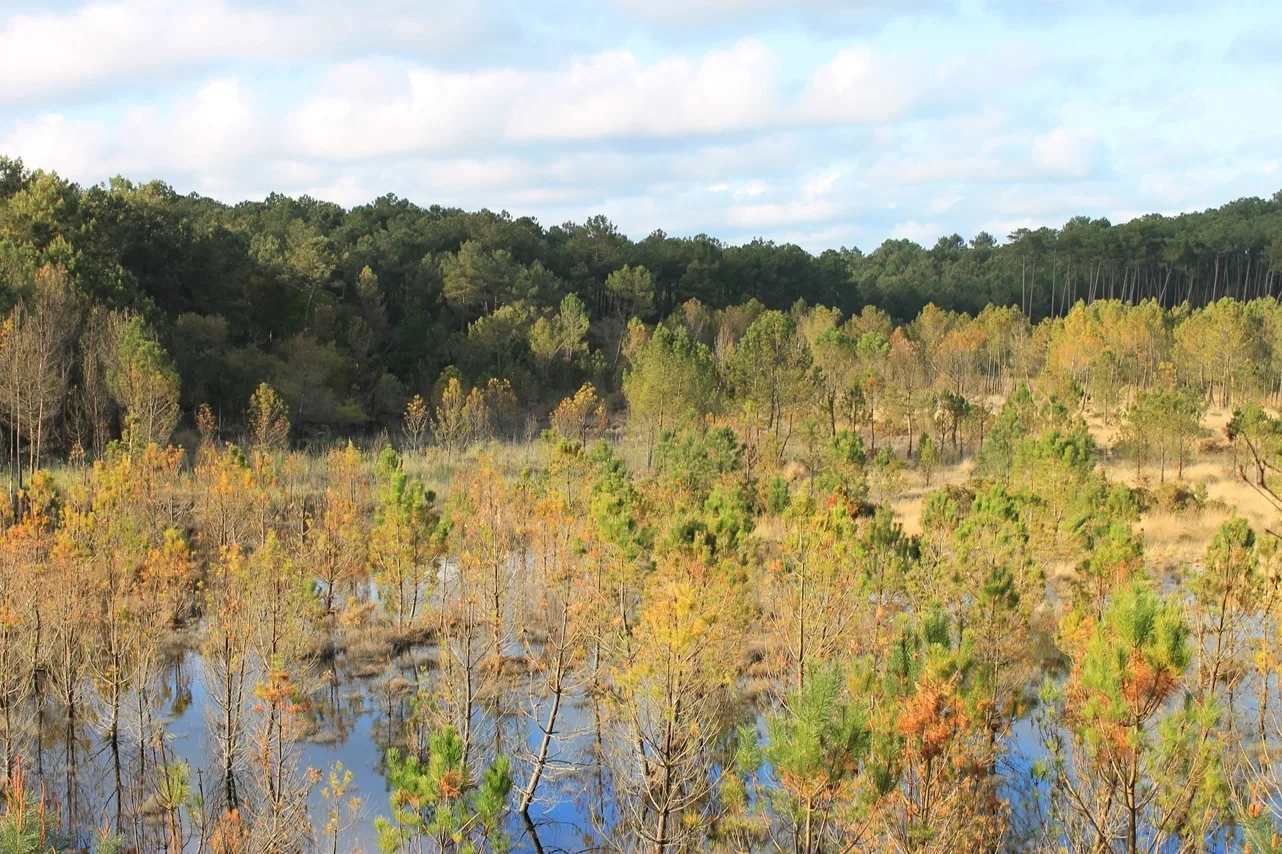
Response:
605,263,655,321
461,303,532,382
811,429,869,500
920,484,974,537
1202,515,1257,587
527,292,589,382
1037,577,1230,852
1,153,1282,440
767,667,870,788
1228,402,1282,493
653,421,742,500
376,727,513,853
588,443,651,559
245,381,290,451
108,316,181,449
868,447,904,502
1240,812,1282,854
953,483,1031,607
760,667,872,849
882,607,974,702
623,322,717,446
765,475,790,514
829,429,866,468
1012,425,1096,485
0,806,56,853
442,240,517,319
917,434,939,485
1079,522,1144,592
7,155,1282,854
693,482,752,557
977,392,1029,479
1080,582,1190,725
1121,386,1206,481
369,447,440,625
730,310,812,442
935,389,971,448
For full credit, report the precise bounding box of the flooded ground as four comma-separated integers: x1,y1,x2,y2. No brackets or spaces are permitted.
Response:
16,640,616,852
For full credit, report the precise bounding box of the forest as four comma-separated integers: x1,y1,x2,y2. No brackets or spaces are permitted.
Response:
3,155,1282,445
5,156,1282,852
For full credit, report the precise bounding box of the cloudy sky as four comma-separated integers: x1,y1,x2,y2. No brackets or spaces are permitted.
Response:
2,0,1278,250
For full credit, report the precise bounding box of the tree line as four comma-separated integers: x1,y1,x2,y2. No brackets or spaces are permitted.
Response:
7,243,1282,512
3,155,1282,447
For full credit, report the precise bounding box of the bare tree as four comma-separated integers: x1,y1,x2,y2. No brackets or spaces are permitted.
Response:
67,306,124,458
0,264,81,503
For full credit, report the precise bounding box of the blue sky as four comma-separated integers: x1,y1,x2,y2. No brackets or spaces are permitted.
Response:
2,0,1279,251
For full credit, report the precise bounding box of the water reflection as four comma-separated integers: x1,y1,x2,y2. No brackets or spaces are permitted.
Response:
13,616,1256,853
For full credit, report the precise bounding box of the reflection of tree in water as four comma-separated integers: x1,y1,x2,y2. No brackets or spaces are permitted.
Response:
30,689,98,839
307,669,363,749
157,653,194,717
368,660,419,757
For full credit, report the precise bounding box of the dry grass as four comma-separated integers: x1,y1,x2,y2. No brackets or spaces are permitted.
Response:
1091,406,1275,570
1085,404,1237,450
1135,470,1276,570
878,405,1279,567
1083,411,1122,449
751,513,786,541
890,458,975,536
399,430,650,495
1082,405,1271,564
401,440,545,495
1138,505,1227,573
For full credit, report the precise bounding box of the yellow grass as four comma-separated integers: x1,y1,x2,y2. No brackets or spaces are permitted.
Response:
882,405,1278,567
1086,406,1275,568
890,458,975,536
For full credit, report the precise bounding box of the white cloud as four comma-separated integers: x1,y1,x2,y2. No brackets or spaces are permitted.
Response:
980,216,1040,239
871,148,1009,184
944,109,1012,142
4,27,991,187
127,79,261,171
0,115,110,178
0,0,271,103
508,39,781,141
929,194,963,214
974,186,1145,238
300,175,372,208
1032,127,1104,179
0,0,492,103
666,136,804,181
283,61,521,160
768,223,864,252
276,39,953,165
2,0,1275,253
607,0,949,28
282,40,783,159
267,160,329,188
889,220,940,244
797,46,916,124
612,0,804,13
728,199,843,228
0,77,265,180
804,169,842,198
866,124,1110,187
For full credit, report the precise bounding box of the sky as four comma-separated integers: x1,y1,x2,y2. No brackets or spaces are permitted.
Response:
1,0,1279,252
